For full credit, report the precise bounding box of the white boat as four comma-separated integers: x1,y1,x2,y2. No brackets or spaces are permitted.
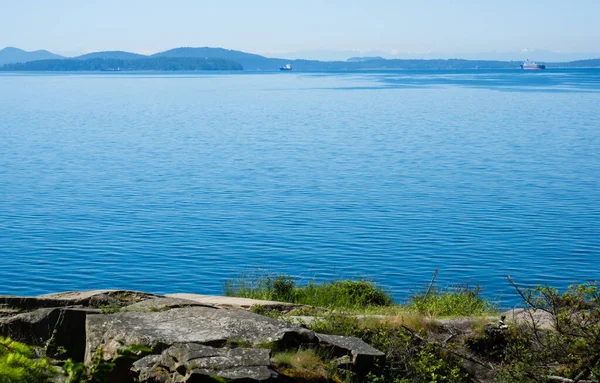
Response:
279,63,292,71
521,60,546,70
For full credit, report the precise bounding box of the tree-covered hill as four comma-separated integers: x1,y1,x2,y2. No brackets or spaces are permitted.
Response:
151,47,286,71
546,58,600,68
0,57,243,71
74,51,147,60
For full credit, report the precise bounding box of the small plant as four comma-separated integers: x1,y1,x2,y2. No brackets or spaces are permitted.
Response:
98,302,121,314
273,349,322,370
224,338,252,349
309,313,365,338
63,359,88,383
250,305,282,319
272,349,335,381
64,344,152,383
0,337,57,382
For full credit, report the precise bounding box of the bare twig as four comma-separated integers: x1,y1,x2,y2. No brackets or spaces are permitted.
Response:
425,268,439,298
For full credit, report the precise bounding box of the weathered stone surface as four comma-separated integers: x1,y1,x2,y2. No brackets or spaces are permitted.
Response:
0,307,93,360
133,343,275,383
132,355,170,382
123,297,211,312
85,307,311,364
0,290,159,311
504,308,555,330
316,333,385,375
165,294,298,312
189,366,275,382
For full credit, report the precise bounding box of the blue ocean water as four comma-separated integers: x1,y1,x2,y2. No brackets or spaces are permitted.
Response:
0,69,598,307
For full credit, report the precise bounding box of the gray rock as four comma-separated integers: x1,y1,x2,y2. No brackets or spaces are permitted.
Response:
133,343,275,382
188,366,275,382
0,307,94,360
316,333,385,375
132,354,170,382
503,308,555,330
85,307,311,364
0,290,159,311
123,297,211,312
165,294,298,312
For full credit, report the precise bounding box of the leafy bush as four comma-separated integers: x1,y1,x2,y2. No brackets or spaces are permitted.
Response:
496,280,600,382
306,313,468,383
0,337,56,382
224,272,391,309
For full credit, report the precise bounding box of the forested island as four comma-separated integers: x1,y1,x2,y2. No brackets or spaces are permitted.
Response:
0,57,243,71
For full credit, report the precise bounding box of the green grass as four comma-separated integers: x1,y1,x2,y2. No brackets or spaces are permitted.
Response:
223,272,391,309
224,272,496,318
406,284,497,317
272,349,323,370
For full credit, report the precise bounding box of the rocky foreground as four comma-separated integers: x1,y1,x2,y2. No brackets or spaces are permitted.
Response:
0,290,385,382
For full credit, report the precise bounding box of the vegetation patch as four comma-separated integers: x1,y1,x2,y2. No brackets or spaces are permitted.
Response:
64,344,152,383
0,337,56,383
224,337,252,349
406,283,496,317
224,272,391,309
494,279,600,383
272,349,336,382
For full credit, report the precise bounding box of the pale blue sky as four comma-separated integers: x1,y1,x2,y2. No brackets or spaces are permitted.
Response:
1,0,599,59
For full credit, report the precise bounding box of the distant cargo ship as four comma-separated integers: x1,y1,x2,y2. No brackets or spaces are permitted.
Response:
279,63,292,71
521,60,546,70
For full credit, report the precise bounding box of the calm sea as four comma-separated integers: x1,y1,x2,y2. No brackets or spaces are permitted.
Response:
1,70,599,306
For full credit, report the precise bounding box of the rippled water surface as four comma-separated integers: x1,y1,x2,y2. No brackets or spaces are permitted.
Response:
1,70,599,306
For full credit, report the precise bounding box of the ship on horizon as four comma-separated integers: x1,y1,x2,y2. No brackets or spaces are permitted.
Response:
521,60,546,70
279,63,292,71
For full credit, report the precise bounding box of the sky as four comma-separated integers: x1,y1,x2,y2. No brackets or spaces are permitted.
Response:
1,0,599,60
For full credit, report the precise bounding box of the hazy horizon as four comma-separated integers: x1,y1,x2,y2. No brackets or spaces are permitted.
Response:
2,0,599,61
3,46,600,63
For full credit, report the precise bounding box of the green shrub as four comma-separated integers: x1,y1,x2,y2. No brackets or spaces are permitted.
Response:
0,337,56,383
406,284,495,317
306,313,468,383
496,280,600,382
224,272,391,309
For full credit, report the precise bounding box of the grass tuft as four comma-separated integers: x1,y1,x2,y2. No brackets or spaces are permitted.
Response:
406,284,496,317
224,272,391,309
273,349,322,370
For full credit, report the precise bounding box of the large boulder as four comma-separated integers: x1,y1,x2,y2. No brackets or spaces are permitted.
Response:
315,333,385,375
0,307,94,360
85,307,315,364
132,343,276,382
503,308,555,330
0,290,159,311
122,297,212,312
0,290,160,361
165,294,299,312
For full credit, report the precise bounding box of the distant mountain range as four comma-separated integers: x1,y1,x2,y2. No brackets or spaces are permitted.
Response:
0,47,64,65
1,46,600,71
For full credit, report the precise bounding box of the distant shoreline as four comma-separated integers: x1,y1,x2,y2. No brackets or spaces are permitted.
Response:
2,46,600,71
